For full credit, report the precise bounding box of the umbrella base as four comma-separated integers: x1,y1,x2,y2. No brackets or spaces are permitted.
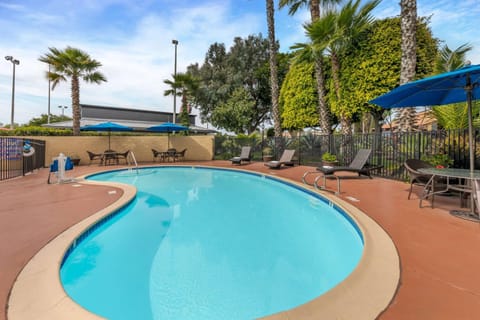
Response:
450,210,480,222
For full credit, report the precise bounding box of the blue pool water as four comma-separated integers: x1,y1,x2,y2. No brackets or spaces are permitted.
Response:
61,167,363,320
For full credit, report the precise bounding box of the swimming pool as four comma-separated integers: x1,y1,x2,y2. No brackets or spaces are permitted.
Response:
60,167,364,319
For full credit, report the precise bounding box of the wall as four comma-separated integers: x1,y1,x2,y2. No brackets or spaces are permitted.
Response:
34,135,214,165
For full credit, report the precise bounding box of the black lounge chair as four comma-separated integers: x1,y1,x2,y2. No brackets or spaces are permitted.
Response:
264,149,296,169
302,149,382,194
231,146,252,165
86,150,102,165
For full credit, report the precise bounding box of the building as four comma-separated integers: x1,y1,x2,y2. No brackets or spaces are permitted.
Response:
382,110,437,131
43,104,216,134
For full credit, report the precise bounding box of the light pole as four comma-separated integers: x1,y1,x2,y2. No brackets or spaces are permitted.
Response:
47,64,51,124
172,39,178,124
5,56,19,129
58,105,68,116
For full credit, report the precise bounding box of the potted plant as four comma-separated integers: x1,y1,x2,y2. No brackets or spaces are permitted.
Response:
322,152,338,167
421,153,453,168
263,147,273,162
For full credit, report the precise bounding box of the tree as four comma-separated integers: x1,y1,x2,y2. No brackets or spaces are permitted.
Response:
280,62,319,129
187,35,289,133
309,0,380,134
336,17,438,133
266,0,282,145
280,0,343,134
27,114,71,126
435,43,472,73
164,72,200,128
431,43,474,129
396,0,417,132
38,47,107,135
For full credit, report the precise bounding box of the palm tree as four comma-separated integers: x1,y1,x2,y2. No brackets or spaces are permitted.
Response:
39,47,107,135
435,43,472,73
280,0,343,134
308,0,380,134
397,0,417,132
266,0,282,146
431,43,474,129
164,73,199,128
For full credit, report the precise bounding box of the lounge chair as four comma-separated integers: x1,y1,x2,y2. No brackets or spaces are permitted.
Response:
264,149,296,169
231,146,252,165
302,149,382,194
86,150,102,165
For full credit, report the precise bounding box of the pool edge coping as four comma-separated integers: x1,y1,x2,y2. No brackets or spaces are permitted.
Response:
7,166,399,320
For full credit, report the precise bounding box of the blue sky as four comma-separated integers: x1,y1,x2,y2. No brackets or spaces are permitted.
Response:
0,0,479,126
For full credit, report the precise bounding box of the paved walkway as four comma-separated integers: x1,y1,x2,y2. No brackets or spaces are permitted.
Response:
1,162,479,320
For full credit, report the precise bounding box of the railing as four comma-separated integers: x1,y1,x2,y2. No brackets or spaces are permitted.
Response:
0,138,46,181
127,151,139,174
214,129,478,182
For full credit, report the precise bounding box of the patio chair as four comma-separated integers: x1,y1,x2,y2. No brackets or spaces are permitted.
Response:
231,146,252,165
302,149,382,194
86,150,103,165
404,159,455,207
152,148,164,162
264,149,296,169
174,148,187,162
116,150,130,164
404,159,435,200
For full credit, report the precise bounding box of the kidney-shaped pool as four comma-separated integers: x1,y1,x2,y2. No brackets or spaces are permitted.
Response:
60,167,364,320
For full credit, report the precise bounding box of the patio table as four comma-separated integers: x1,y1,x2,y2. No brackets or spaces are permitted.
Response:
418,167,480,218
102,150,119,165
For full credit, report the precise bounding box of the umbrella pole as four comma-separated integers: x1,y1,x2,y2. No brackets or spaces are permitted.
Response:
466,77,478,218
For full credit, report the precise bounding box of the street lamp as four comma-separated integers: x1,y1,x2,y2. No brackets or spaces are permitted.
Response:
172,39,178,124
47,64,51,124
5,56,20,129
58,105,68,116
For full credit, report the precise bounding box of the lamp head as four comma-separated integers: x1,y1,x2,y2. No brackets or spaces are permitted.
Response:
172,39,178,45
13,59,19,65
5,56,13,61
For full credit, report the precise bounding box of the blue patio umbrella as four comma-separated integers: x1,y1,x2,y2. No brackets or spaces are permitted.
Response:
81,121,133,150
370,64,480,218
147,122,188,148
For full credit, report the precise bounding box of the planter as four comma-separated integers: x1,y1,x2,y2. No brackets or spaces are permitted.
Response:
263,155,273,162
322,160,339,167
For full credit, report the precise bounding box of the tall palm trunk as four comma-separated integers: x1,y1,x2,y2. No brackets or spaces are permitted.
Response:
71,75,81,136
397,0,417,132
266,0,282,148
311,0,331,134
315,58,330,133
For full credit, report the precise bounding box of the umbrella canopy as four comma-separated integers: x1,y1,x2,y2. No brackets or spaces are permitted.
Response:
147,122,188,148
147,122,188,133
81,121,133,150
370,64,480,218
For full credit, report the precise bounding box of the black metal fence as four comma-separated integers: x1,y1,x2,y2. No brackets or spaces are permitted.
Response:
0,138,46,181
214,129,478,181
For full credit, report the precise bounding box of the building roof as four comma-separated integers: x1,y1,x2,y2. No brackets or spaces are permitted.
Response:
43,104,217,134
382,110,437,131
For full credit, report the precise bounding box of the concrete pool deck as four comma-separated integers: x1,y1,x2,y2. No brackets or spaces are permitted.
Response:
1,161,480,319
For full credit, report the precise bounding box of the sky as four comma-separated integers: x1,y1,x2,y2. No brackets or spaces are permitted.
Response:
0,0,479,126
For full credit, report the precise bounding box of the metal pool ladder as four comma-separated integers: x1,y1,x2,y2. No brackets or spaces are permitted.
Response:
127,151,139,174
